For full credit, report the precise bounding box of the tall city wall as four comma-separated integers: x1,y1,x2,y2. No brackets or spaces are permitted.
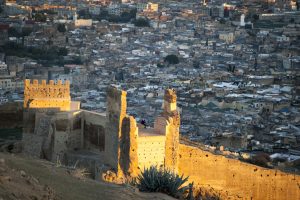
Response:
178,144,300,200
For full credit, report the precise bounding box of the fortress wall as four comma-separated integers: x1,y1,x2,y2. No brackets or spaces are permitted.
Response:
83,111,106,127
105,87,127,172
67,111,82,151
24,79,71,111
137,135,166,170
52,112,77,162
0,102,23,129
163,89,180,173
82,111,106,153
120,116,139,177
178,144,300,200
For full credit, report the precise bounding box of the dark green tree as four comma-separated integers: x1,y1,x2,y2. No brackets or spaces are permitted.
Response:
108,14,121,23
157,63,164,68
78,9,91,19
134,18,150,27
34,13,47,22
99,10,109,20
8,27,21,37
164,54,179,65
58,47,68,56
252,14,259,22
21,27,32,37
57,24,66,33
219,18,226,24
193,60,200,68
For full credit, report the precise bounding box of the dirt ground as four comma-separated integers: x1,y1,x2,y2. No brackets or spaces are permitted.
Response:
0,152,174,200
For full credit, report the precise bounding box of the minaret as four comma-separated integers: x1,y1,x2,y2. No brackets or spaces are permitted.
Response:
240,14,245,26
73,12,77,22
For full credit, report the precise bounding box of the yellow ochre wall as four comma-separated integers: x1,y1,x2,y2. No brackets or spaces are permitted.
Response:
178,144,300,200
137,135,166,170
24,79,71,111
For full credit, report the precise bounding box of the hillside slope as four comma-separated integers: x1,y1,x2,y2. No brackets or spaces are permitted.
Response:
0,153,174,200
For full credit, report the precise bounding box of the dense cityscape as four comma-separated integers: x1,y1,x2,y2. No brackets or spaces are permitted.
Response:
0,0,300,199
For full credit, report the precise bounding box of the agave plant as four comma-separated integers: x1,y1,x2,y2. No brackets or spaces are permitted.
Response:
137,166,189,198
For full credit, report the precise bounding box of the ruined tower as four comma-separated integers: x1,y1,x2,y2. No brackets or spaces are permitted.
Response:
105,86,127,174
120,116,139,177
161,89,180,172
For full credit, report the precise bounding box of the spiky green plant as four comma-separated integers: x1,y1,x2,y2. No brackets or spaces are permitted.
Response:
137,166,189,198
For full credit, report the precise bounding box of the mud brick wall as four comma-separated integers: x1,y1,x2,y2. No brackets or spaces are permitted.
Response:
178,144,300,200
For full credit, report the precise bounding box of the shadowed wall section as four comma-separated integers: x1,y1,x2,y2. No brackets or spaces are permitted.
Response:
120,116,139,177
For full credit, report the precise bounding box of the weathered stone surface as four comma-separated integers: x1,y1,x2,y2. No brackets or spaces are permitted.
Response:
84,122,105,151
55,119,69,132
120,116,139,177
164,89,177,103
178,144,300,200
22,133,43,158
162,90,180,173
24,79,71,111
105,86,127,174
0,102,23,129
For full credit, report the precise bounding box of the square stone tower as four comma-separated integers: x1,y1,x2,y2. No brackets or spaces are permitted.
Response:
105,86,127,173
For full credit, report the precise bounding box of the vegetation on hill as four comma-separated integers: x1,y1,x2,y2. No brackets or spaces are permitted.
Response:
57,24,66,33
137,166,189,198
0,42,82,66
0,153,172,200
134,18,150,27
164,54,179,65
33,13,47,22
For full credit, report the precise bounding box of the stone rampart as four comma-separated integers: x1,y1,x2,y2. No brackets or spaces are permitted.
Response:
178,144,300,200
24,79,71,111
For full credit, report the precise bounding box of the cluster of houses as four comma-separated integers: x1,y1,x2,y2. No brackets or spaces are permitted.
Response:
0,0,300,170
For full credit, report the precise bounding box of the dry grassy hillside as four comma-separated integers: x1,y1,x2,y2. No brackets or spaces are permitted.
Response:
0,153,174,200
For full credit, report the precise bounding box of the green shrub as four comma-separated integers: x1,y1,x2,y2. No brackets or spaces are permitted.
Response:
134,18,150,27
137,166,189,198
164,54,179,64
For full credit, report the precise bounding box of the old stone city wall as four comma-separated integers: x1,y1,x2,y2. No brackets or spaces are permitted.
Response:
178,144,300,200
24,79,71,111
82,111,106,153
0,102,23,129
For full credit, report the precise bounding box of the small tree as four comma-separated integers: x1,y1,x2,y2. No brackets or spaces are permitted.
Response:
8,27,21,37
157,63,164,68
164,54,179,65
99,10,109,20
58,47,68,56
252,14,259,22
219,18,226,24
57,24,66,33
134,18,150,27
34,13,47,22
20,27,32,45
193,60,200,68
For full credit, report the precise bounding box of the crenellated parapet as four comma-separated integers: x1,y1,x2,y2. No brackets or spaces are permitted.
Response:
24,79,71,111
